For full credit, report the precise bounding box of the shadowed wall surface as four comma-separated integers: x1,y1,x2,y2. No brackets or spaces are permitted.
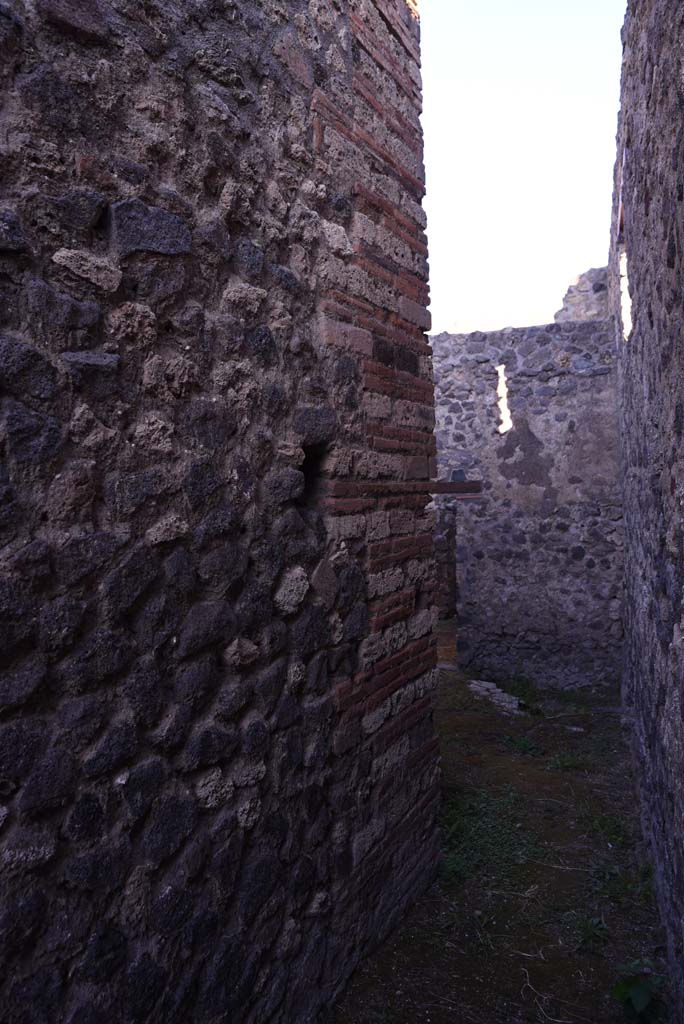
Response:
611,2,684,1013
0,1,440,1020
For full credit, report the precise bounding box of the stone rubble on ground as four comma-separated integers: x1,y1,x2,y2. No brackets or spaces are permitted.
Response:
468,680,524,716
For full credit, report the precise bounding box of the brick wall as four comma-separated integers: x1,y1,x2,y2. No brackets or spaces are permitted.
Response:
0,1,439,1021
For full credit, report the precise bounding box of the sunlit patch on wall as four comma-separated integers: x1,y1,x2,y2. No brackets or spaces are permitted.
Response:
496,364,513,434
619,249,633,341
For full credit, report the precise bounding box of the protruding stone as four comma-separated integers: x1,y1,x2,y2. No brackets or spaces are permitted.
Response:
112,199,192,257
2,401,62,465
274,567,309,615
0,334,58,403
220,280,267,316
145,514,188,545
468,680,524,716
52,249,122,291
108,302,157,347
0,656,46,711
0,209,29,252
293,405,337,445
2,826,57,871
60,351,119,371
176,601,236,658
19,749,78,814
38,0,110,44
141,797,198,866
321,219,352,256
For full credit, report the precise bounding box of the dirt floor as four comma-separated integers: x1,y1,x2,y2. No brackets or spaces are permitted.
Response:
332,625,671,1024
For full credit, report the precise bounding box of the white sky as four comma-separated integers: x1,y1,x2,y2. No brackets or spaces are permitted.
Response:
421,0,626,334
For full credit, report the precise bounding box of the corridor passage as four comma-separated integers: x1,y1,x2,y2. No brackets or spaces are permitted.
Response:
333,625,671,1024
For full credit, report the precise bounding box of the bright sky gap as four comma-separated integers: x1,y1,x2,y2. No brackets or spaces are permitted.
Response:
421,0,626,334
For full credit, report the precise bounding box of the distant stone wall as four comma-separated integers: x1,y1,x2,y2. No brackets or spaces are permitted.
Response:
0,2,439,1021
433,319,623,689
555,267,609,323
611,1,684,1011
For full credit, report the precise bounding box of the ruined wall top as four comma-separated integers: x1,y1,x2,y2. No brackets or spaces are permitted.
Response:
555,266,609,323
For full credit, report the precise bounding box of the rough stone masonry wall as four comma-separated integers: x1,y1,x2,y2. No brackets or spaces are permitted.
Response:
555,266,609,323
432,319,623,689
0,2,440,1022
611,2,684,1012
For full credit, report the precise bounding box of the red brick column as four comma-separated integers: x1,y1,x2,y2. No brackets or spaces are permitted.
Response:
310,0,445,966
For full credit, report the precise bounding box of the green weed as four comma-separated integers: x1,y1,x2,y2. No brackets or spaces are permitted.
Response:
591,862,653,905
504,734,544,756
552,688,593,711
575,914,609,952
611,960,665,1018
440,789,538,885
548,753,590,773
585,812,633,848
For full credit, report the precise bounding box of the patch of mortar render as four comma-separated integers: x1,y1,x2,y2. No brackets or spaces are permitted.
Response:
619,249,633,341
496,364,514,434
469,679,524,715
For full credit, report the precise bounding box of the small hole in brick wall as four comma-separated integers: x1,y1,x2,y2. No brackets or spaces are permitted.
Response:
300,443,328,508
496,364,513,434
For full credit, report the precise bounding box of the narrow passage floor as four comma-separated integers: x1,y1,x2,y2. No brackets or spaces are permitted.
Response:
333,624,671,1024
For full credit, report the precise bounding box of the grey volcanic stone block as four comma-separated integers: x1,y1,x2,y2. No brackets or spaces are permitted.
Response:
38,0,110,44
235,238,264,278
0,720,47,790
2,401,62,464
0,655,46,711
112,199,192,257
64,840,129,890
123,759,165,821
245,324,277,365
196,935,257,1018
293,404,337,444
125,954,167,1021
180,724,239,771
0,6,22,74
19,749,77,814
43,189,107,233
239,853,281,924
176,600,235,657
101,549,158,620
83,718,137,776
263,467,305,505
0,209,29,252
76,924,127,982
0,334,58,402
60,350,119,371
142,797,198,865
65,793,106,841
25,278,101,351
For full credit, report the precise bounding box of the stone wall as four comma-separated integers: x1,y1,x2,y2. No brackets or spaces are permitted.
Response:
432,318,623,689
555,266,609,323
611,2,684,1011
0,2,440,1021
